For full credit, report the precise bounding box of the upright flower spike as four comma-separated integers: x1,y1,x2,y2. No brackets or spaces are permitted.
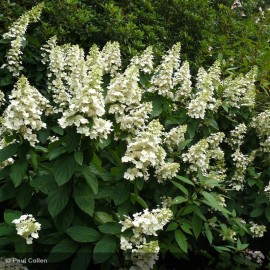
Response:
122,119,166,181
12,214,41,245
1,3,44,76
222,67,257,109
130,46,154,74
173,61,192,103
182,132,226,182
187,63,219,119
2,76,50,146
100,41,121,76
148,43,181,99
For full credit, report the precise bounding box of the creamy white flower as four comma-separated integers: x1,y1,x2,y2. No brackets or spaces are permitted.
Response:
164,125,187,152
0,259,28,270
2,3,44,76
148,43,181,99
12,214,41,245
2,76,50,146
250,222,266,238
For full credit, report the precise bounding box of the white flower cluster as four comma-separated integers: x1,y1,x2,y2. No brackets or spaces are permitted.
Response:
122,120,179,181
187,61,221,119
2,3,43,76
252,109,270,152
1,76,50,146
0,259,28,270
227,123,247,147
264,182,270,198
164,125,187,152
130,46,154,74
120,206,173,270
44,41,113,141
173,61,192,103
182,132,226,182
222,67,257,109
148,43,181,99
12,214,41,244
231,0,242,9
0,90,5,106
250,222,266,238
245,250,265,265
100,41,121,75
116,103,153,135
230,149,255,191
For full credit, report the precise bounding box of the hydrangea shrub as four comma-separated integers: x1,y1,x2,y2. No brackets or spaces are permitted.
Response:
0,5,270,269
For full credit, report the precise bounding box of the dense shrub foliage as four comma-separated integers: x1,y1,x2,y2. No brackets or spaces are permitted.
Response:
0,3,270,270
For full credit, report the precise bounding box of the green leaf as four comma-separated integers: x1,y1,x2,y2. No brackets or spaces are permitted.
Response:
47,146,67,160
16,184,33,209
0,182,16,202
48,238,78,262
151,96,163,117
0,223,15,236
0,143,19,163
236,238,249,251
48,185,70,217
192,213,203,240
113,181,130,205
74,151,83,165
81,165,98,195
172,196,188,205
10,159,28,187
73,182,95,216
64,128,81,152
4,210,21,226
265,206,270,222
98,222,122,234
31,174,57,194
176,175,194,186
166,222,178,232
130,193,148,208
250,208,264,217
205,228,213,244
94,212,113,224
178,139,193,151
54,155,76,186
54,202,74,232
71,246,92,270
93,235,118,264
170,180,189,196
66,226,101,243
174,229,188,253
201,191,230,215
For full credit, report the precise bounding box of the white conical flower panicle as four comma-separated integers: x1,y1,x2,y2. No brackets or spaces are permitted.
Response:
122,120,166,181
2,3,44,76
149,43,181,99
12,214,41,245
187,62,220,119
100,41,121,75
2,76,50,146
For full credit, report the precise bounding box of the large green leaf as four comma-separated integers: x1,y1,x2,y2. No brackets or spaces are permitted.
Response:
0,182,16,202
10,159,28,187
192,213,203,240
113,181,130,205
16,183,33,209
81,165,98,195
66,226,101,243
53,155,76,186
48,238,78,262
174,229,188,253
98,222,122,234
73,182,95,216
4,210,21,226
0,143,19,163
93,235,118,264
48,185,70,217
54,202,74,232
71,246,92,270
31,174,57,194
